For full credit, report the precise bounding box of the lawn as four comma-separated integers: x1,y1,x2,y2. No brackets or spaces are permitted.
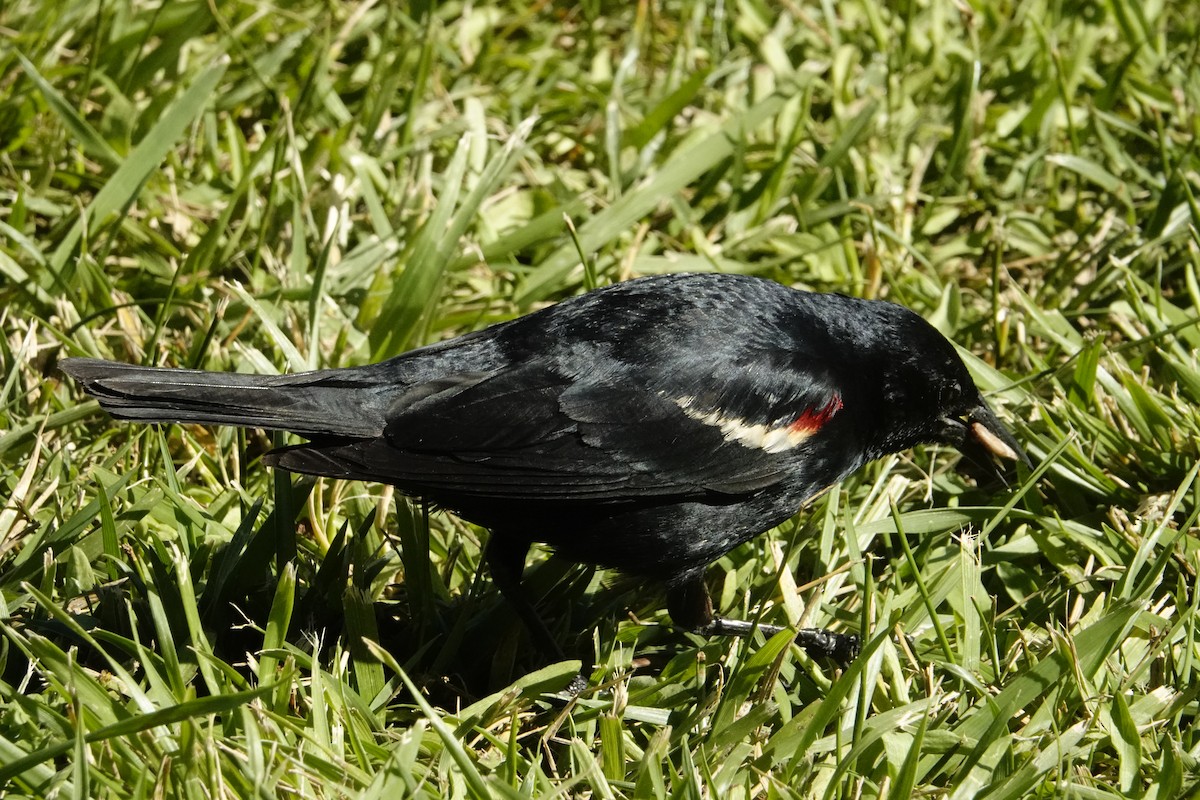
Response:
1,0,1198,796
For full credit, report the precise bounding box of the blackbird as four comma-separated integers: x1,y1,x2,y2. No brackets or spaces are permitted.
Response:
61,273,1027,665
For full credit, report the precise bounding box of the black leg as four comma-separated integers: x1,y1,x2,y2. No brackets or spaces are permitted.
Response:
666,573,860,664
484,534,566,661
484,534,588,692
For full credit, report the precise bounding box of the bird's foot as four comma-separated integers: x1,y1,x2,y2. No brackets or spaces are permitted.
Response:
793,627,860,663
565,671,589,695
699,617,860,665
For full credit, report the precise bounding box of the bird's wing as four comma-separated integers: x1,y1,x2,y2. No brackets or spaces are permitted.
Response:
267,349,844,502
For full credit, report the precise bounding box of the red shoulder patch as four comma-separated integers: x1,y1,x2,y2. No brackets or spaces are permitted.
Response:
789,394,843,434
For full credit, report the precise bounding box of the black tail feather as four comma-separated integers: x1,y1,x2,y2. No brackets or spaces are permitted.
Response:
60,357,390,438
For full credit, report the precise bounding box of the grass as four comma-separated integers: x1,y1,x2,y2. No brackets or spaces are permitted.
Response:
2,0,1199,796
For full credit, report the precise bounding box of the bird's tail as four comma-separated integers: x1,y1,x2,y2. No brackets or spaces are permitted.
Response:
60,357,391,438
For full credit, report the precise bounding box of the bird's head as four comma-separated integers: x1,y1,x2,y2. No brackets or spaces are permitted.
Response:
842,300,1029,475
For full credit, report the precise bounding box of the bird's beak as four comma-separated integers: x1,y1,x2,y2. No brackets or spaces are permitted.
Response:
966,403,1029,466
940,401,1030,479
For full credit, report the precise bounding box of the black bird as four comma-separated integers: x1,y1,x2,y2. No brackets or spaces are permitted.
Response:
61,273,1027,665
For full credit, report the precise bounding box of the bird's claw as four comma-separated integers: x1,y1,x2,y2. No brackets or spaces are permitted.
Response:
794,628,860,663
696,617,859,666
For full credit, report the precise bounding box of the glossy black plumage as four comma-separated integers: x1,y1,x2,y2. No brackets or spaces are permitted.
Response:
61,273,1027,664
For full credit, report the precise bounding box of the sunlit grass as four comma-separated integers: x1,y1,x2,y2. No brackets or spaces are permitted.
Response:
2,0,1199,796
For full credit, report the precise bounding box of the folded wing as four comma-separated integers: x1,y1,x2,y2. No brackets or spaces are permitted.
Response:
268,346,844,503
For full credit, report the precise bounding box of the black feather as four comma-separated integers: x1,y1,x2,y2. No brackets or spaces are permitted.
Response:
61,273,1026,666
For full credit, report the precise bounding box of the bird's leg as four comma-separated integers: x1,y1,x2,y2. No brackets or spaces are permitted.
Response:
666,574,861,664
485,535,589,694
484,535,566,660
